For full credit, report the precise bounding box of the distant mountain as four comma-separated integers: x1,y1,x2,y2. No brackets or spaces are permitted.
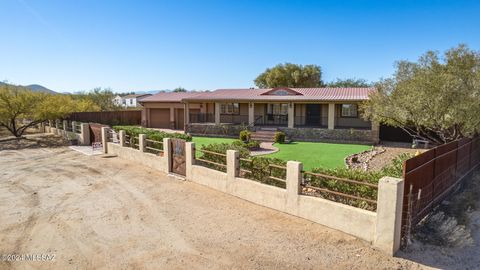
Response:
25,84,57,94
0,82,58,94
132,90,166,95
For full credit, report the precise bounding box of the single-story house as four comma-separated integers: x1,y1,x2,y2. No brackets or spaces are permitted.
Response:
139,88,379,143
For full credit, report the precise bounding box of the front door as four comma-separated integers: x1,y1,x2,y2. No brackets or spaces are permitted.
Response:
170,138,186,176
306,104,321,126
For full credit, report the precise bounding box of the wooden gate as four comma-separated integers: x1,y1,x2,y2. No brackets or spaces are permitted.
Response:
170,139,186,176
89,123,107,144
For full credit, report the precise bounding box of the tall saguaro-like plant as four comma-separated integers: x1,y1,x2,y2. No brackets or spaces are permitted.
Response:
362,44,480,144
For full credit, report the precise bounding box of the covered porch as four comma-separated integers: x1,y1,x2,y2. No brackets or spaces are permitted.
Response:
185,102,373,130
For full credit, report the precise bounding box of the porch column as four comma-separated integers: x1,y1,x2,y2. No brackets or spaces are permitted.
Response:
184,103,190,125
215,102,220,125
288,102,294,128
248,103,254,126
328,103,335,130
169,107,175,129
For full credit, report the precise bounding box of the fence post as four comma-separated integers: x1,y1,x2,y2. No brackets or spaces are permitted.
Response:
63,120,68,131
286,161,302,215
226,150,239,192
80,123,90,145
119,130,126,147
38,122,45,133
163,138,172,173
185,142,195,180
71,121,76,133
55,119,60,129
139,134,146,152
374,176,404,256
101,127,109,154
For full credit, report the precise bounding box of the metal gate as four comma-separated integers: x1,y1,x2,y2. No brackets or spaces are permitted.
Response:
170,138,186,176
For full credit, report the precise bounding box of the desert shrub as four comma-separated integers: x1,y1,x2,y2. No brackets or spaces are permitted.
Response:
232,139,260,150
197,141,249,172
274,131,285,143
240,156,287,188
112,126,192,150
380,153,413,178
305,152,414,211
239,130,251,142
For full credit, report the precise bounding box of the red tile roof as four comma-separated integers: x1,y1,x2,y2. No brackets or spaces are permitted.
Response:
139,88,375,103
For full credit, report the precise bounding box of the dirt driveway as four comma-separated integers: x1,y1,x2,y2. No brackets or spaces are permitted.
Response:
0,139,430,269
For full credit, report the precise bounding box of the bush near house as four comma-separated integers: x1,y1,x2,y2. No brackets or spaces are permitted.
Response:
274,131,286,143
305,153,412,210
232,140,260,150
199,141,286,187
239,130,251,142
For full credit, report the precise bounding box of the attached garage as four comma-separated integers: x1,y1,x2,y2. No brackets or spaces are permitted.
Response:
149,108,170,128
138,92,209,131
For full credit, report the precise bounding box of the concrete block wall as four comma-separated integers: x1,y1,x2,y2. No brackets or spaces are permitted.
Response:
102,129,404,256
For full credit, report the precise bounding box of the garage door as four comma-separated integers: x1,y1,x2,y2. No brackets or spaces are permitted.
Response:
150,109,170,128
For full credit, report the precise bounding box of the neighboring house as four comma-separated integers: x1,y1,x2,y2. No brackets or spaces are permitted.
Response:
112,95,124,106
139,88,379,143
121,94,152,108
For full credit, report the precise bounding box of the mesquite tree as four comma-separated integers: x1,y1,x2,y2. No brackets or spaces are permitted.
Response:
0,83,97,137
362,44,480,144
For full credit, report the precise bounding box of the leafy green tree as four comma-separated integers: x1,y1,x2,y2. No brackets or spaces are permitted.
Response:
74,87,120,111
173,87,187,92
362,44,480,144
0,84,98,137
254,63,323,88
326,78,371,87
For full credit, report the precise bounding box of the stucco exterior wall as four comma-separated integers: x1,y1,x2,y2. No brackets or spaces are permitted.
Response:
99,129,404,256
296,195,377,241
107,142,168,173
190,165,228,192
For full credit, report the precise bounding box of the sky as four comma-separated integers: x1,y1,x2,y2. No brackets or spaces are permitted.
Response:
1,0,479,93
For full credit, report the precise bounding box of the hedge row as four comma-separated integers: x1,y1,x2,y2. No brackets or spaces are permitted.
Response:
198,140,412,211
305,153,412,211
112,126,192,151
198,141,286,187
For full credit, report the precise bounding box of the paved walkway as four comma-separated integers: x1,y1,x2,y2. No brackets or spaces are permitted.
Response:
250,142,279,156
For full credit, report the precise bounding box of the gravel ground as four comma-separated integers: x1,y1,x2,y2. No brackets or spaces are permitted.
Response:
398,170,480,270
0,136,427,269
368,141,425,171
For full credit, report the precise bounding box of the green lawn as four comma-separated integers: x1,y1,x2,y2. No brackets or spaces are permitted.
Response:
265,141,371,170
192,136,236,148
192,136,371,171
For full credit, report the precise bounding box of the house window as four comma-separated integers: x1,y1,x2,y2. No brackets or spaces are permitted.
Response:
220,103,239,114
267,103,288,115
341,104,358,117
272,90,290,96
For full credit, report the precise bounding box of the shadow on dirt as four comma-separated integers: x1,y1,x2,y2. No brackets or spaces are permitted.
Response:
397,169,480,269
0,134,69,151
